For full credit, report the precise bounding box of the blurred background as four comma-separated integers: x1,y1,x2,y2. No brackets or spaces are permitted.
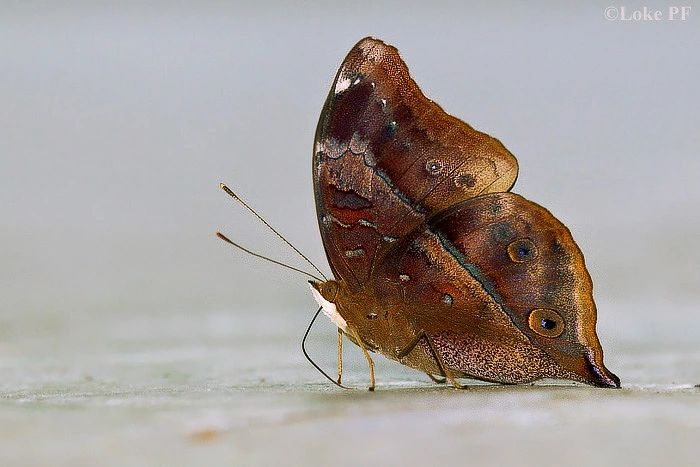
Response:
1,1,698,465
3,0,698,323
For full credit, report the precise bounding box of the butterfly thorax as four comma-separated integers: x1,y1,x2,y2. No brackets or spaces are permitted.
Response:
309,279,416,358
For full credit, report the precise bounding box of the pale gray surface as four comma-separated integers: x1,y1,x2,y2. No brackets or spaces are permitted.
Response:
1,2,699,466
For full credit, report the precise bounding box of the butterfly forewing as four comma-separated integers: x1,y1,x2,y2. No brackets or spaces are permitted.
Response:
314,37,519,292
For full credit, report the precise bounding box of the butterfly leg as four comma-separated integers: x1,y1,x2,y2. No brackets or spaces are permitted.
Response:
346,323,376,391
398,330,467,389
336,328,343,385
425,373,447,384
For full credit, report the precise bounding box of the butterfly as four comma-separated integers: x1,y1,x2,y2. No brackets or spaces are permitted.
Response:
307,37,620,390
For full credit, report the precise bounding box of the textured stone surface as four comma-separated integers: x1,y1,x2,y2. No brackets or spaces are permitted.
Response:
1,303,699,466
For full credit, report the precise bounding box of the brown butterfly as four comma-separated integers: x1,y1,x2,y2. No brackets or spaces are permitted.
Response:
308,37,620,389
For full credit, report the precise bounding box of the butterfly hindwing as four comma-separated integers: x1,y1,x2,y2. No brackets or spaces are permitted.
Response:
372,192,615,385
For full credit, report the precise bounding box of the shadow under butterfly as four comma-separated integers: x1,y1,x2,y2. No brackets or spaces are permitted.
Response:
224,37,620,391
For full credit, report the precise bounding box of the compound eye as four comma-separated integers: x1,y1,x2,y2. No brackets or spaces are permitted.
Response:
528,308,565,338
321,280,339,302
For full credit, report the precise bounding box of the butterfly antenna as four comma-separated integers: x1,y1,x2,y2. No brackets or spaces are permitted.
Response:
302,307,355,390
216,232,322,281
219,182,327,282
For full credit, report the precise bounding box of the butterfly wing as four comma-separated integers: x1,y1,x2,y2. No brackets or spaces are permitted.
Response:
312,37,618,387
313,37,518,291
372,192,619,387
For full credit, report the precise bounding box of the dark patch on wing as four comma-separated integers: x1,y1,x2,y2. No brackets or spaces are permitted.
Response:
331,186,373,210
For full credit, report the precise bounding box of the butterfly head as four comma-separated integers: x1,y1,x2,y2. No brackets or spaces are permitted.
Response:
308,280,348,333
